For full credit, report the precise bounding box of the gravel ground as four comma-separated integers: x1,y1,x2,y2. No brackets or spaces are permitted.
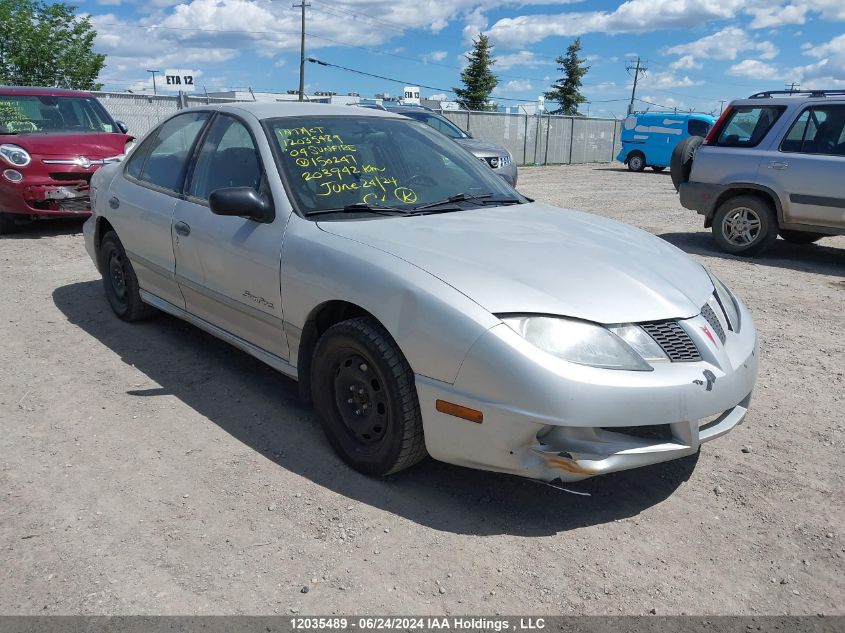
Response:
1,164,843,615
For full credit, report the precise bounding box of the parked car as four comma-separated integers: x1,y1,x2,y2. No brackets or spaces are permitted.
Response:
363,103,518,186
618,112,715,172
84,103,757,481
0,86,133,234
673,90,845,255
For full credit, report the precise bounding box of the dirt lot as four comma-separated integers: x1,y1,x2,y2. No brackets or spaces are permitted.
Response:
1,164,843,615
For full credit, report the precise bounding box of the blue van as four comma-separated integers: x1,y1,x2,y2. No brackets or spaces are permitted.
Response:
617,112,715,172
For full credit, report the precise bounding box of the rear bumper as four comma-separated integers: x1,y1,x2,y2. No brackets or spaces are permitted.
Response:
416,301,758,482
679,181,727,218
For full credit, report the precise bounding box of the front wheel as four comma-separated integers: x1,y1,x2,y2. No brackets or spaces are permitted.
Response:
712,196,778,256
99,231,156,321
311,317,427,476
778,229,825,244
627,152,645,172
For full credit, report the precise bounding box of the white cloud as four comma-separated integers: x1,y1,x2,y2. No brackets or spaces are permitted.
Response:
424,50,449,62
427,93,449,101
494,79,533,94
666,27,778,62
728,59,781,79
639,71,703,89
793,33,845,86
670,55,702,70
495,50,546,70
747,4,807,28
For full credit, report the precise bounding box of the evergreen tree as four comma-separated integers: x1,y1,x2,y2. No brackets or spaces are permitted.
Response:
544,38,589,115
0,0,105,90
453,33,498,111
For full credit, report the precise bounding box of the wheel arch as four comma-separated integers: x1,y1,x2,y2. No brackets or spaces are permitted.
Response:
708,184,783,229
296,300,379,402
93,217,117,272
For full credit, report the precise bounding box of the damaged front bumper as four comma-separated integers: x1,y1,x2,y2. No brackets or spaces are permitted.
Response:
416,301,758,482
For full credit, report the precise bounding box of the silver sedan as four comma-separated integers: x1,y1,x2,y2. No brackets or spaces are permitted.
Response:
83,103,758,482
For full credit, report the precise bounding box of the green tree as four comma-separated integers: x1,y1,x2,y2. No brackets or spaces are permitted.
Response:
544,38,589,115
453,33,498,111
0,0,105,90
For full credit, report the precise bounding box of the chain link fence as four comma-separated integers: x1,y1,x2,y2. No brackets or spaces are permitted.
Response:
93,93,622,166
440,110,621,166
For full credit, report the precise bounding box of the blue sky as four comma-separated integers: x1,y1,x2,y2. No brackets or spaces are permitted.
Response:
81,0,845,117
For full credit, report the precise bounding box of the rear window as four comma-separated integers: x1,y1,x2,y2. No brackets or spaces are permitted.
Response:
687,119,710,137
713,106,785,147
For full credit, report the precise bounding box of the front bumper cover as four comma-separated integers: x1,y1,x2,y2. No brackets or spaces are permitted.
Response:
416,301,758,482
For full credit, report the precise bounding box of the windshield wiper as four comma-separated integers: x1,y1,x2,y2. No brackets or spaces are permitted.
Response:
306,202,411,217
411,192,493,211
477,197,524,205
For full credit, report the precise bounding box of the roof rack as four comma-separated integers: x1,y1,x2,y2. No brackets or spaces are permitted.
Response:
749,89,845,98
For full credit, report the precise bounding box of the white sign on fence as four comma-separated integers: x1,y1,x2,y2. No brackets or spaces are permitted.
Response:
163,69,198,92
402,86,420,105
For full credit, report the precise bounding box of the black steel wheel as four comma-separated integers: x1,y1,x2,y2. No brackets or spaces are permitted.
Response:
311,317,427,476
99,231,156,321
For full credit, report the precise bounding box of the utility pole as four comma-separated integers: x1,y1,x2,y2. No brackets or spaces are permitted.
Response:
626,57,647,115
718,99,727,115
146,69,160,95
785,82,800,93
293,1,311,101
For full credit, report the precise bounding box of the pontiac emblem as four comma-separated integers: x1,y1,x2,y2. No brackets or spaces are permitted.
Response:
77,156,92,168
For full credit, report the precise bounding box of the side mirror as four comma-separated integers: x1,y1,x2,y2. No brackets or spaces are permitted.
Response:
209,187,275,223
115,120,129,134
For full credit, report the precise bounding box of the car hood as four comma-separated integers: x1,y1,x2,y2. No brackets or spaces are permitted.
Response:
4,132,130,158
317,202,714,324
454,137,508,157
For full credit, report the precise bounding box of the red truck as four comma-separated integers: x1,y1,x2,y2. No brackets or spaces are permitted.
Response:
0,86,133,234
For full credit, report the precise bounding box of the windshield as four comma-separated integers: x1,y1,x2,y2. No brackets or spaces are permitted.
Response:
395,110,468,139
0,95,117,134
267,115,519,216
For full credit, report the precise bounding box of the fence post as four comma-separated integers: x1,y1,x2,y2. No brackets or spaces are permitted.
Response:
568,117,575,164
543,113,551,165
522,114,529,165
466,110,471,134
611,119,619,162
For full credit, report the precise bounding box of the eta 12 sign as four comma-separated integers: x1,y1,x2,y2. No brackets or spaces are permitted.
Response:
163,69,197,92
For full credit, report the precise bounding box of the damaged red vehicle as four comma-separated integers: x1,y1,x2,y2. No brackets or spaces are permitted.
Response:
0,86,133,234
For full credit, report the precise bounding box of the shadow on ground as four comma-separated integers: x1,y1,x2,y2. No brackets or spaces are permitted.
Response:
660,231,845,278
2,218,86,240
54,280,697,537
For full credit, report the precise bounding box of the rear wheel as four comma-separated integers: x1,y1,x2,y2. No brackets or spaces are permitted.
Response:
670,136,703,190
311,317,427,476
712,195,778,256
627,152,645,172
778,229,825,244
99,231,156,321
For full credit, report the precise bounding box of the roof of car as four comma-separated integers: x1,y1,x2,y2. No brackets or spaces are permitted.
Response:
210,101,403,120
0,85,95,97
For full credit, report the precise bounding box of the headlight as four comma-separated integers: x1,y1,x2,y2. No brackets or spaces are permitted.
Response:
608,324,668,362
501,315,654,371
708,271,740,332
0,144,31,167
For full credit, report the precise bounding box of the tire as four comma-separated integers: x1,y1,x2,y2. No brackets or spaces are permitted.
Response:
712,195,778,256
311,317,427,476
627,152,645,172
0,212,19,235
670,136,703,190
98,231,156,321
651,166,666,172
778,229,825,244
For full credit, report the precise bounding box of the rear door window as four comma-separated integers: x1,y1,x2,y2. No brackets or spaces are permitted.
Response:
780,105,845,155
714,106,785,147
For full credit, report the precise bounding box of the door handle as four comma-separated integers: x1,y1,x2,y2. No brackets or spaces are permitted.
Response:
768,160,788,170
174,221,191,236
108,196,120,209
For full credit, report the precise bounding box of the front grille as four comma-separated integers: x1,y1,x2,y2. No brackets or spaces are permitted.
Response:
700,301,727,343
640,321,701,362
50,172,92,183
